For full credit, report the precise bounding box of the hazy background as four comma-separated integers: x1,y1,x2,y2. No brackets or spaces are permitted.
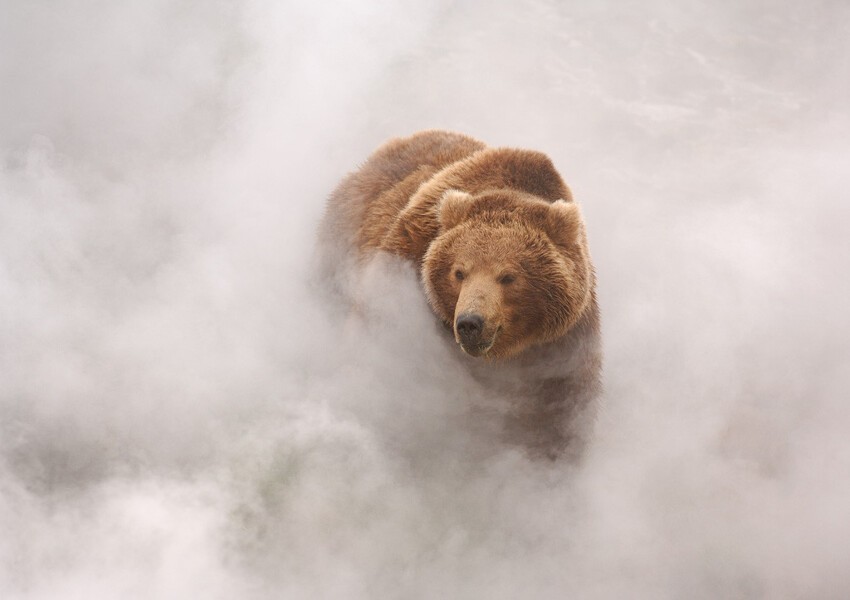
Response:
2,1,849,598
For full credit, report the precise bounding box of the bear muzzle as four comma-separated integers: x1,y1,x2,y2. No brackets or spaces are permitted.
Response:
455,312,499,357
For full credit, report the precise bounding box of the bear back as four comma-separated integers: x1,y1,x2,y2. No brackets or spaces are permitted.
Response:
383,145,573,263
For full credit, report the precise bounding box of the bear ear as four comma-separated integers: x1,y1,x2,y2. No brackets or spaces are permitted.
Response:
545,199,585,248
437,189,475,230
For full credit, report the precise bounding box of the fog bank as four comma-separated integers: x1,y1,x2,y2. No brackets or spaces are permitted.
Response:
2,1,849,598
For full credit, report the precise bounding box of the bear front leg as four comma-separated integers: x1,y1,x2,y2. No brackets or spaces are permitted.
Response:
503,376,598,461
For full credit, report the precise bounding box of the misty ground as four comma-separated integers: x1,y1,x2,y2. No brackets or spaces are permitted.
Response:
1,1,849,598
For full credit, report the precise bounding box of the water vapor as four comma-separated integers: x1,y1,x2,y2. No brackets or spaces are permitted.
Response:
2,1,849,598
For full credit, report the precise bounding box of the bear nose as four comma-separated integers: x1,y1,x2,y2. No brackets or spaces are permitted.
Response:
455,313,484,343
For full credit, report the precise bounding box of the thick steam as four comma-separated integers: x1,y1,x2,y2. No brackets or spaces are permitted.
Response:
1,1,849,598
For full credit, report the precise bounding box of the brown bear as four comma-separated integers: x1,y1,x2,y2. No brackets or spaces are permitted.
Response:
318,130,601,459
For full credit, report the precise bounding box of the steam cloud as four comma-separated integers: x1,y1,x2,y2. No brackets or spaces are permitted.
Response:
2,1,849,598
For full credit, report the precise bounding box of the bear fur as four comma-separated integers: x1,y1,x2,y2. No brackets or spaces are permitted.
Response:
318,130,602,459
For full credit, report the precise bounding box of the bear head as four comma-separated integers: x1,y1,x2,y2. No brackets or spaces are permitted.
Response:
422,189,593,360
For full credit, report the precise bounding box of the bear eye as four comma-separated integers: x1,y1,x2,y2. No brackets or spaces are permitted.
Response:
498,273,516,285
454,269,465,281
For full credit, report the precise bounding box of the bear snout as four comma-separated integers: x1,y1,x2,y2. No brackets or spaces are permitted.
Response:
456,313,484,339
455,312,496,357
